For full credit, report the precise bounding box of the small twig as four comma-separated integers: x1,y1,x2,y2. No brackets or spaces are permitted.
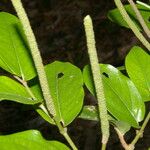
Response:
14,75,50,116
127,0,150,38
115,112,150,150
115,127,134,150
101,143,106,150
114,0,150,51
13,75,36,100
55,120,78,150
130,112,150,146
84,15,110,149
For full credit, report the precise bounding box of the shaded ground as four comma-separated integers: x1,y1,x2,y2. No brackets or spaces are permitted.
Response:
0,0,150,149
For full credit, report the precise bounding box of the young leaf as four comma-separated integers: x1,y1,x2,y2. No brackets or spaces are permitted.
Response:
83,64,145,127
125,46,150,101
0,130,69,150
0,12,36,80
107,4,150,31
0,76,41,104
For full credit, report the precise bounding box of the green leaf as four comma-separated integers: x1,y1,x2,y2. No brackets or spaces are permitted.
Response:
107,4,150,31
0,130,69,150
36,61,84,126
45,61,84,126
79,105,131,134
0,12,36,80
111,121,131,134
125,46,150,102
0,76,41,104
83,64,145,127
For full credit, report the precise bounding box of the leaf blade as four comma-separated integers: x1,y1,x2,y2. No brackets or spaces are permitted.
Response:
107,4,150,31
0,130,69,150
83,64,145,127
0,12,36,80
0,76,41,104
44,61,84,126
125,46,150,101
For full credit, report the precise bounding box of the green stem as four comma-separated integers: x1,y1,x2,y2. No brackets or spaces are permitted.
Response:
114,0,150,51
115,112,150,150
130,112,150,146
114,127,132,150
63,132,78,150
14,75,49,115
84,15,110,147
127,0,150,38
11,0,56,117
55,120,78,150
117,66,125,71
101,143,106,150
14,75,77,150
14,75,36,100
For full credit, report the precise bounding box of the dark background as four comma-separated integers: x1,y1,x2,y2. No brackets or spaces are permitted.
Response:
0,0,149,149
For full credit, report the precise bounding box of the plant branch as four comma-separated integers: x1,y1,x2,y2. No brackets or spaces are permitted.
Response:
14,75,36,100
115,127,134,150
115,112,150,150
130,112,150,146
127,0,150,38
114,0,150,51
14,75,50,116
55,120,78,150
101,143,106,150
84,15,110,148
11,1,77,149
11,0,56,117
63,132,78,150
14,76,76,150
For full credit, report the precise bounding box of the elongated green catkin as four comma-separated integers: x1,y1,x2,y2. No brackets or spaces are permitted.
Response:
114,0,150,51
84,15,109,144
127,0,150,38
11,0,56,116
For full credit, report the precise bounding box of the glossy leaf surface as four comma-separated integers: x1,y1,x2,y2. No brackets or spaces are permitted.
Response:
37,61,84,126
0,130,69,150
83,64,145,127
0,12,36,80
0,76,41,104
108,4,150,31
125,46,150,102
